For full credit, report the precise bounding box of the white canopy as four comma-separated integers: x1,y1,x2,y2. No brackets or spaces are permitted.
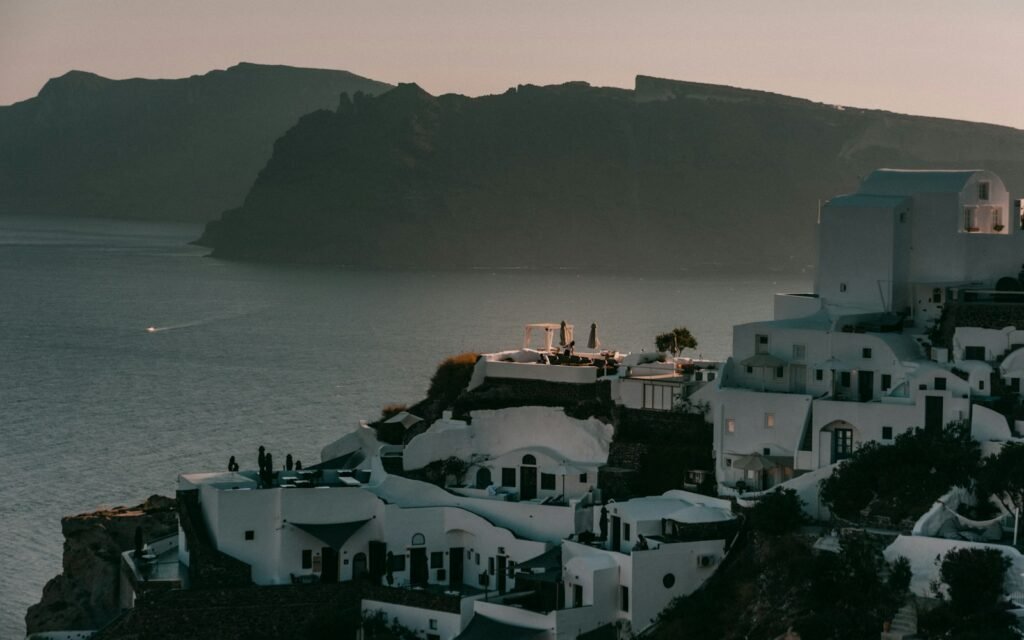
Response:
523,323,574,351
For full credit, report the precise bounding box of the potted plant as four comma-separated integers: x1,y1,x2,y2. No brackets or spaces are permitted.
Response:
994,224,1005,231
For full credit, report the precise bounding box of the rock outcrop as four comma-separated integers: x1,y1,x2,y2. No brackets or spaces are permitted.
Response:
25,496,178,635
0,63,392,222
198,75,1024,272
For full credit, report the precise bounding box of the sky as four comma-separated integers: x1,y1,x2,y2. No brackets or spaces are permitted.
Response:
2,0,1023,129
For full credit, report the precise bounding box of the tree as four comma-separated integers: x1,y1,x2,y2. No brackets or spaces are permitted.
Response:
919,547,1017,640
655,327,697,355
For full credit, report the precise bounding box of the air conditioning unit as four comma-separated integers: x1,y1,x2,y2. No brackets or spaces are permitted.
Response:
697,554,716,568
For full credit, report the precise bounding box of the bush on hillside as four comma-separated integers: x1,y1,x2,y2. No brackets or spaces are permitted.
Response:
426,352,479,408
919,547,1017,640
749,488,806,535
820,421,980,523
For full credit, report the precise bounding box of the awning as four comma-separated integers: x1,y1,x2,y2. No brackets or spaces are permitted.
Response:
309,450,364,471
514,546,562,583
455,614,548,640
732,453,777,471
541,462,588,476
290,520,369,550
383,411,423,429
740,354,787,368
816,356,851,371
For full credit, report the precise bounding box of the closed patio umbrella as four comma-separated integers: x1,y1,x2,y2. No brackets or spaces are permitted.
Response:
559,321,568,347
587,323,599,350
732,453,778,471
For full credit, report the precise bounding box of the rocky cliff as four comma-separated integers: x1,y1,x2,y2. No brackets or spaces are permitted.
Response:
0,63,392,222
198,75,1024,272
25,496,178,635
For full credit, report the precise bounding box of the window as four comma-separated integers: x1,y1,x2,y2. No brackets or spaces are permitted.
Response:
746,366,753,374
756,334,769,354
429,619,438,631
411,533,425,546
764,413,775,429
391,555,406,572
881,374,892,391
775,366,784,378
935,377,947,391
708,372,716,381
792,344,806,361
862,348,872,359
579,472,588,483
302,549,312,569
882,426,893,440
726,418,736,433
979,379,985,391
623,523,631,541
840,283,847,292
725,458,732,467
541,473,556,490
815,369,824,381
620,585,630,612
244,530,254,541
931,288,942,303
979,181,990,201
522,454,536,465
501,467,516,487
1012,378,1020,391
488,557,495,575
643,382,676,411
840,371,851,387
474,552,480,565
964,346,986,361
833,428,854,462
431,552,444,569
763,447,771,456
964,207,977,231
663,573,676,588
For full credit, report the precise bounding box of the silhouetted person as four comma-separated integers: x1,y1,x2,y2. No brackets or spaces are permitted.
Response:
285,454,294,471
228,456,239,472
257,446,266,473
635,534,648,551
264,452,274,486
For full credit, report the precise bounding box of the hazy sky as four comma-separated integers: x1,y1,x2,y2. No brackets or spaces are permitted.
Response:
2,0,1023,128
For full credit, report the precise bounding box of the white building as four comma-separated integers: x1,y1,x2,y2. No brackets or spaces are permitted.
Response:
694,170,1024,492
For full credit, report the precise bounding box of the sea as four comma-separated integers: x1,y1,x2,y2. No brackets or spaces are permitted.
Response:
0,213,811,638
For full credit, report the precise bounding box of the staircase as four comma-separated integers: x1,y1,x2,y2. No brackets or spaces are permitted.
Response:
880,601,918,639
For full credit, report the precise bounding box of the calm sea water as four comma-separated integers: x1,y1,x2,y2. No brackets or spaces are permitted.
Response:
0,214,810,638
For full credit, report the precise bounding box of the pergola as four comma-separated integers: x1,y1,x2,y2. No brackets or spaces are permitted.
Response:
523,322,574,351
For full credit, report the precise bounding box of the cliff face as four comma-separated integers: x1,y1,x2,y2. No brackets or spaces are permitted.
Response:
0,63,392,222
25,496,178,635
199,75,1024,272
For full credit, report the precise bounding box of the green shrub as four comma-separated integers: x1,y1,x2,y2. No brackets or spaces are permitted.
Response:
919,547,1017,640
749,488,806,535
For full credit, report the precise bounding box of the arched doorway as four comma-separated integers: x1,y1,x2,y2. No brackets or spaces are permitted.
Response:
352,552,368,580
475,467,492,489
520,454,537,500
820,420,857,466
